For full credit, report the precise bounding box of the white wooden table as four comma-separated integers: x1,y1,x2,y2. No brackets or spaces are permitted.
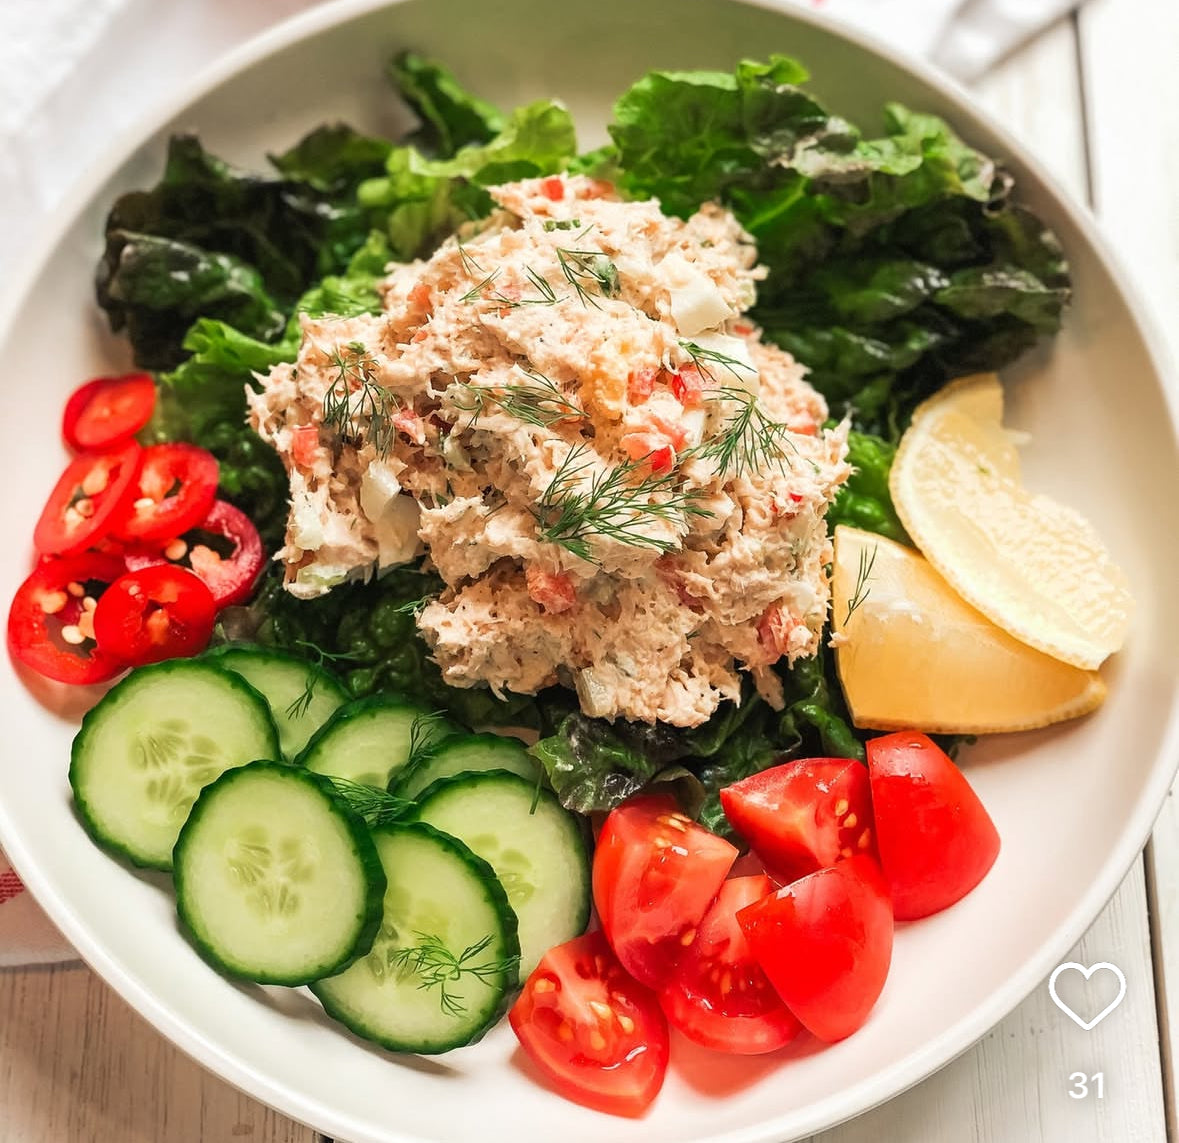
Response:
2,1,1176,1139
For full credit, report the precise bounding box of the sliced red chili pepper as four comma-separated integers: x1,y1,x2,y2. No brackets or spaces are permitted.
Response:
124,500,265,608
92,565,217,667
33,441,143,558
62,373,156,452
112,443,219,544
7,553,128,684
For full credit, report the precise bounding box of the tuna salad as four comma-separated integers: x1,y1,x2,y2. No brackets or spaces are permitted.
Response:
248,174,850,727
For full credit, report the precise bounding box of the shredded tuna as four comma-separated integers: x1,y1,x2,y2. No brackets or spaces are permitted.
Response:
250,174,849,726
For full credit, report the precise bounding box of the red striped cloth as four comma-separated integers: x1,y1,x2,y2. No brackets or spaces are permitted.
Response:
0,853,75,966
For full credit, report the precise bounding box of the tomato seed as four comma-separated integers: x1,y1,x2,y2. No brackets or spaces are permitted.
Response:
858,829,872,849
82,596,97,612
657,813,688,832
133,497,155,510
844,813,858,830
164,539,188,561
557,1021,574,1043
679,927,696,947
840,846,854,858
589,1000,612,1021
66,582,85,597
532,978,556,994
73,497,95,518
77,611,95,641
617,1014,634,1034
39,591,68,615
834,798,849,817
588,1031,607,1052
720,970,733,995
60,625,85,645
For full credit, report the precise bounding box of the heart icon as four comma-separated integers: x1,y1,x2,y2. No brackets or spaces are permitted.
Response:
1048,962,1127,1031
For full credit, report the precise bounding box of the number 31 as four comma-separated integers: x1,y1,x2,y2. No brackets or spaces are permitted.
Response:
1068,1072,1105,1099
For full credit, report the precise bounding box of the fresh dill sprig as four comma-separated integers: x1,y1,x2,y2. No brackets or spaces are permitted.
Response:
844,542,878,624
329,778,414,828
694,387,800,478
390,932,519,1018
321,342,402,459
555,245,621,308
534,447,707,562
456,239,486,277
459,270,502,303
390,593,438,617
405,711,449,771
284,640,366,720
460,266,560,307
678,339,758,387
455,369,584,429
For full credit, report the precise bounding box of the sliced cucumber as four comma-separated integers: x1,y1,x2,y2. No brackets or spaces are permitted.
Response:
173,761,385,985
312,821,519,1054
412,771,589,977
295,696,456,789
206,645,348,759
392,733,540,801
70,659,280,870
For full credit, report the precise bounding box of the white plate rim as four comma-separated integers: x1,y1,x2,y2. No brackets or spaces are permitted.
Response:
2,1,1178,1140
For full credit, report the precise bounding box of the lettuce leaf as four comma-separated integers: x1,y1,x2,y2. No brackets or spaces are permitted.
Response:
601,56,1070,437
390,50,504,157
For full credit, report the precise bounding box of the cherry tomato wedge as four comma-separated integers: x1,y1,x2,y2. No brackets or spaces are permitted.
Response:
124,500,265,608
62,372,155,452
592,794,737,989
720,757,876,884
7,553,128,684
112,443,219,543
33,441,143,557
660,874,803,1054
509,930,669,1118
92,565,216,667
867,732,1000,920
737,855,893,1043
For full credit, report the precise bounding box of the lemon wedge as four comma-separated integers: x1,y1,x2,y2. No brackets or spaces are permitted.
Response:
832,525,1106,733
889,373,1133,670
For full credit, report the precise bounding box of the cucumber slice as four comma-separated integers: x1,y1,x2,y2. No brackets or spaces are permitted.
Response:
312,822,519,1054
70,659,280,870
413,771,589,977
295,696,456,789
393,733,540,801
173,761,385,985
206,645,348,759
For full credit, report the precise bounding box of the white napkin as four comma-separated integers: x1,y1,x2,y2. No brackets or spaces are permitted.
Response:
0,0,1086,966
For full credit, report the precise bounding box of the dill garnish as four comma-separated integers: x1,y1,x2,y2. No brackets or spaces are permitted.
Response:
534,447,707,561
678,339,757,387
844,542,878,624
460,266,560,307
555,245,621,308
390,932,519,1018
456,239,486,277
329,778,414,828
284,640,366,719
694,388,801,478
455,369,584,429
321,342,402,459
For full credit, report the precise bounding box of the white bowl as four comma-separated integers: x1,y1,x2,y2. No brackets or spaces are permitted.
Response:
2,1,1177,1140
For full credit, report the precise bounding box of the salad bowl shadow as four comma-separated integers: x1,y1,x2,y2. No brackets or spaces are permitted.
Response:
1,0,1177,1141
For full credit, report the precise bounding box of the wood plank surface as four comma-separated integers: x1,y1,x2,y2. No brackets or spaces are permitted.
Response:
1079,0,1179,1135
0,963,321,1143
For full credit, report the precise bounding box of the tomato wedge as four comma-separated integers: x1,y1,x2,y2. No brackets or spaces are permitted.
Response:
593,794,737,989
7,553,128,684
737,855,893,1043
509,931,669,1118
124,500,265,608
867,732,1000,920
113,443,218,543
62,373,155,452
92,566,217,666
33,442,143,557
720,757,876,884
660,874,803,1054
